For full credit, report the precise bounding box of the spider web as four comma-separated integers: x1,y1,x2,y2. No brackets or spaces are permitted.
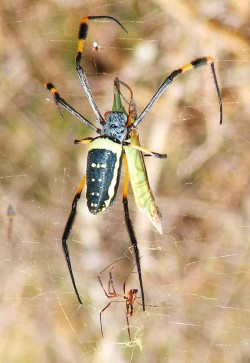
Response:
1,0,250,362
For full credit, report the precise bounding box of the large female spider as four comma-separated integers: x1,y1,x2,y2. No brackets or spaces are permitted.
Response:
45,15,222,310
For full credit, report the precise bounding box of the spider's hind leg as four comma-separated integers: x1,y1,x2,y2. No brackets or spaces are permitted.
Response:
122,154,145,311
62,176,86,305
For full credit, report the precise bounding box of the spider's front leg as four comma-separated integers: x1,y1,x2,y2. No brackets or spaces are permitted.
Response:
44,83,99,132
130,56,223,130
76,16,127,123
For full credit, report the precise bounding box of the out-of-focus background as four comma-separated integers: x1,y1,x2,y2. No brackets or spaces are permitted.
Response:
1,0,250,362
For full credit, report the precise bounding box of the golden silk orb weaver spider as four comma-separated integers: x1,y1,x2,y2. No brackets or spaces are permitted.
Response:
44,15,223,310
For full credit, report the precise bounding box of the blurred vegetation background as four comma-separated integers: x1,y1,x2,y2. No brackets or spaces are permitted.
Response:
1,0,250,362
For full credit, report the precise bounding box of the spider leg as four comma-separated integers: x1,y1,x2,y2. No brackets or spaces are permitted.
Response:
123,261,137,294
76,16,127,123
130,57,223,131
97,259,126,298
122,154,145,311
136,300,157,308
74,137,94,144
62,176,86,305
97,274,110,298
124,142,167,159
100,300,126,338
125,314,132,341
44,83,99,133
108,266,117,295
98,268,116,298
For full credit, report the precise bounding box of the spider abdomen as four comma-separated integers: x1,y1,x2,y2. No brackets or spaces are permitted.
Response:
86,137,123,214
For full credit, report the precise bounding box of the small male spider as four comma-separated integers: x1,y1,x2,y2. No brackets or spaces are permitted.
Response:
98,259,150,341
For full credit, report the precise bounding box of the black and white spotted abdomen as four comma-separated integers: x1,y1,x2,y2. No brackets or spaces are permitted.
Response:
86,137,123,214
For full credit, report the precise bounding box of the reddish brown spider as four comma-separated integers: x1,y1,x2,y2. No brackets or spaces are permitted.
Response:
97,259,143,341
